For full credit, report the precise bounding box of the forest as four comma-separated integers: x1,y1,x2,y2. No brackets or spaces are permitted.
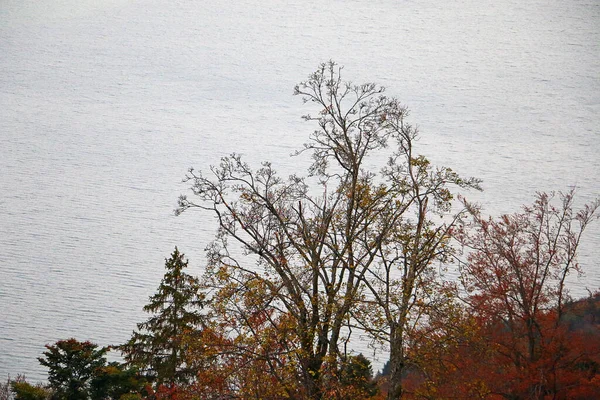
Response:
3,62,599,400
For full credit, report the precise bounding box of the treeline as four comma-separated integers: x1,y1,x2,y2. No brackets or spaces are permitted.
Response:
4,62,600,399
3,260,600,400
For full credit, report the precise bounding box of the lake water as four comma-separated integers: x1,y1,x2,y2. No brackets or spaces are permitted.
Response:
1,0,599,382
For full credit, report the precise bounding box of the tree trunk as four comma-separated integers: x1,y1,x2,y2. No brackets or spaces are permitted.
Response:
387,325,405,400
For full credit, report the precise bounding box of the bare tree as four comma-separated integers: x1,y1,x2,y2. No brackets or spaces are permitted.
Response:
177,61,479,399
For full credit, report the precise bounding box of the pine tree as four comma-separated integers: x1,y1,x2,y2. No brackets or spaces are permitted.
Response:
121,247,205,385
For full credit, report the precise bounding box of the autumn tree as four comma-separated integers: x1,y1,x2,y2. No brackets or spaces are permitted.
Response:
402,292,494,399
177,61,478,399
451,191,600,399
120,247,205,386
183,305,304,399
5,375,51,400
349,130,480,400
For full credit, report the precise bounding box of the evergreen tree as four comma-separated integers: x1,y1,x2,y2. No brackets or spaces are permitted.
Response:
121,247,205,385
38,339,107,400
89,362,146,400
338,354,379,398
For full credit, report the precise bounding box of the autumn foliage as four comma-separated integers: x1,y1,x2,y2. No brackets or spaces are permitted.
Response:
402,191,600,400
24,65,600,400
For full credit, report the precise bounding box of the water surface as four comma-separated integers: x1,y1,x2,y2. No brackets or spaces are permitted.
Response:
1,0,599,381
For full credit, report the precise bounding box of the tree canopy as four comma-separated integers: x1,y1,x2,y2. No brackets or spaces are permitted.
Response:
176,61,480,399
38,339,107,400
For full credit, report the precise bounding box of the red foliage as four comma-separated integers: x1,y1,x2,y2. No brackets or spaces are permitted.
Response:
405,192,600,399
